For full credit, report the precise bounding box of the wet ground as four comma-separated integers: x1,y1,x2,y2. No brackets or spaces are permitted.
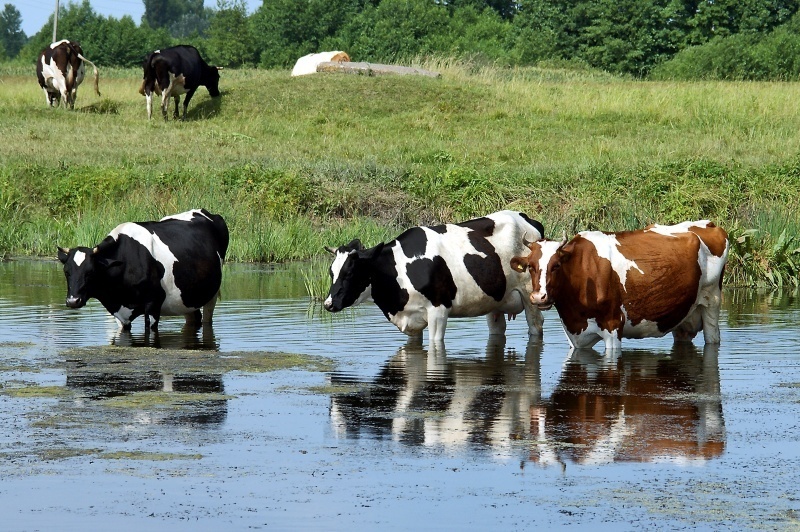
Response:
1,260,799,530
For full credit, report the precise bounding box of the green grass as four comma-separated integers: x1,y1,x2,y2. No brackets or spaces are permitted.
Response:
1,61,799,286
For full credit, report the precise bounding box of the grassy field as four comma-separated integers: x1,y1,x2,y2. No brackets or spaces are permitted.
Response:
1,60,799,286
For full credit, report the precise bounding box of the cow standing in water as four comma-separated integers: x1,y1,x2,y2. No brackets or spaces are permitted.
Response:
58,209,229,331
510,220,729,351
140,45,221,120
36,40,100,109
324,210,546,346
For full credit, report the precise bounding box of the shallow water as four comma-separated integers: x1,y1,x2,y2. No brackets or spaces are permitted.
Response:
1,260,799,530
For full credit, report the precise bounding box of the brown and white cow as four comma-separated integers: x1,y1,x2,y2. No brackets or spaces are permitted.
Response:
36,40,100,109
510,220,729,351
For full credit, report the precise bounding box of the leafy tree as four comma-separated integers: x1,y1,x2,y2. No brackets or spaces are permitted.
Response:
143,0,205,29
0,3,26,59
251,0,368,68
19,1,173,68
446,0,519,20
337,0,451,63
206,0,255,67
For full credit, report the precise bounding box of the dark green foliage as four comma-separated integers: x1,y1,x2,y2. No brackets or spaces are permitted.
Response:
206,0,255,67
0,3,25,59
6,0,800,79
143,0,205,29
18,1,173,68
653,11,800,80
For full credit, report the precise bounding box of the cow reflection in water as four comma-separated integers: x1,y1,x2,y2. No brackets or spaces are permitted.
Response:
329,338,543,450
112,323,219,350
330,341,724,463
66,326,226,425
529,344,724,467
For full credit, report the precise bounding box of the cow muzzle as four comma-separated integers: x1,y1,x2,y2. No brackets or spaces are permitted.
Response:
529,293,552,311
65,296,85,309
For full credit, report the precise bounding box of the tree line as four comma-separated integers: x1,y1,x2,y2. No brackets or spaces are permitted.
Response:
3,0,800,80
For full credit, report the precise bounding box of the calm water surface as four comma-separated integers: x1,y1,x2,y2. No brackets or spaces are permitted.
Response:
0,260,799,530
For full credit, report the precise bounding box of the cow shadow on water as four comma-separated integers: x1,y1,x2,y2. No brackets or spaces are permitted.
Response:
65,324,226,426
328,338,725,465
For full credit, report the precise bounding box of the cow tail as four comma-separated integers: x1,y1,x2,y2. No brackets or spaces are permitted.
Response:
78,54,101,97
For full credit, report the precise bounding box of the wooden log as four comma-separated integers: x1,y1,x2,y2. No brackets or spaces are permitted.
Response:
315,61,441,78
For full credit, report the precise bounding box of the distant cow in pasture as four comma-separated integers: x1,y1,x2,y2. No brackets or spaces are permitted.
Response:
57,209,229,331
510,220,729,351
139,45,221,120
324,210,545,346
36,40,100,109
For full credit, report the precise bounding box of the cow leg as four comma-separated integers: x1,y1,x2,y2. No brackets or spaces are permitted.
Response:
181,88,197,120
486,312,507,336
184,310,202,327
521,295,544,338
146,92,153,120
201,292,219,324
427,307,449,346
672,309,701,343
701,300,722,344
173,95,180,119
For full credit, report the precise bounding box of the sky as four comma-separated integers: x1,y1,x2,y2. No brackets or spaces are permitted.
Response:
12,0,262,37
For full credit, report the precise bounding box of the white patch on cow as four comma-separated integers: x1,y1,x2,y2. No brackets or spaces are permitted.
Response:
329,250,354,286
109,222,197,317
532,240,562,305
579,231,644,290
160,209,209,222
646,220,712,237
146,92,153,119
41,54,67,103
50,39,69,49
72,250,86,267
114,306,134,328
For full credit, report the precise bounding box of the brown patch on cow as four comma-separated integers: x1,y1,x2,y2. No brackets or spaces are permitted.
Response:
613,231,702,332
549,235,626,338
687,223,728,258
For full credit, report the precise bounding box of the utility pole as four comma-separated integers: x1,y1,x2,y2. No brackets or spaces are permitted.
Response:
52,0,59,42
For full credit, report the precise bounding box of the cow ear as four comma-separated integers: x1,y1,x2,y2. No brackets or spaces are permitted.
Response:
362,242,384,260
58,247,70,264
557,242,575,262
510,257,528,273
347,238,364,251
93,235,118,255
324,245,337,255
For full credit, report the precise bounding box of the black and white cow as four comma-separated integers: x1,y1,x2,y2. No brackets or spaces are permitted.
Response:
139,45,221,120
324,210,545,345
36,39,100,109
57,209,229,331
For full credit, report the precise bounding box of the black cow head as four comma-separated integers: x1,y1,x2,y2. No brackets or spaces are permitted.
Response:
323,239,384,312
57,237,122,308
206,65,222,97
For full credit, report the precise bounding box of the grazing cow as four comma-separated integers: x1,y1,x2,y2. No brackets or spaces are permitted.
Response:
57,209,229,331
36,40,100,109
139,45,221,120
510,220,729,351
324,210,545,345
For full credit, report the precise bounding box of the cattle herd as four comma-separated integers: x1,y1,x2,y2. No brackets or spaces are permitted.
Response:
57,206,729,354
39,40,730,353
37,40,220,119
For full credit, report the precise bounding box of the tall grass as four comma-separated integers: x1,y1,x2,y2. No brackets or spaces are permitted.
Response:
1,63,799,286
